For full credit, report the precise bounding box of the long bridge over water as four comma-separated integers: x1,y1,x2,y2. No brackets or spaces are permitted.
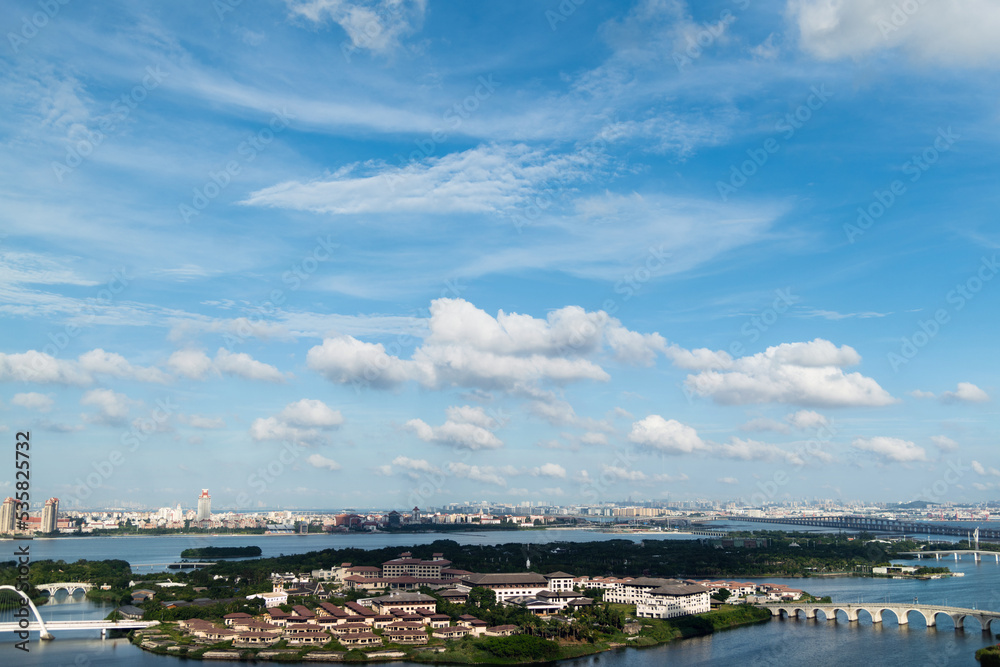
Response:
728,515,1000,539
760,602,1000,631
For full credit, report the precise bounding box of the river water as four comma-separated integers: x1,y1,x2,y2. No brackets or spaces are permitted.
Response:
2,530,998,665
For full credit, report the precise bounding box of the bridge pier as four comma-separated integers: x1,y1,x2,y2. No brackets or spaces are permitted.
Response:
805,609,816,619
935,553,940,560
951,614,964,630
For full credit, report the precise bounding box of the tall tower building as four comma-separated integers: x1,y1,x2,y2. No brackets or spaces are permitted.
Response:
0,497,16,534
41,498,59,533
197,489,211,521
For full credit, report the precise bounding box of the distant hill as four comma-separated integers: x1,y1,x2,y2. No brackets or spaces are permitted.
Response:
891,501,940,509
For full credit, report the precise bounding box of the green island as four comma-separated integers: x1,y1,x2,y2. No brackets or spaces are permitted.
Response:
180,546,264,560
0,532,973,663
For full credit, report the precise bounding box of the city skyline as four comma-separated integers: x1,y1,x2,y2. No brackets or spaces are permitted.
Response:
2,1,999,509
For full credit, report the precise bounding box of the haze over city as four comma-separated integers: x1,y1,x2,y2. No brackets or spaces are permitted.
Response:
2,0,999,510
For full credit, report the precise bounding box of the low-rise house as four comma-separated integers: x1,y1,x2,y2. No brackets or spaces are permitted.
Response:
116,605,145,620
332,622,372,636
383,628,428,645
286,630,330,645
223,612,252,627
339,632,382,647
434,625,471,640
370,591,437,615
484,625,520,637
233,631,280,647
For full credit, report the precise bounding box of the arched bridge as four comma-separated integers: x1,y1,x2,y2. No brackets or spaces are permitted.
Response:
760,602,1000,631
729,515,1000,539
35,582,93,596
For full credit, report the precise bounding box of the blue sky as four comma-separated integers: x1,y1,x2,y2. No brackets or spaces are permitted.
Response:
2,0,999,511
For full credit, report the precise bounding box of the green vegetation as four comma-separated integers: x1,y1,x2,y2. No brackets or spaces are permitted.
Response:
478,636,560,661
204,533,897,583
976,645,1000,666
179,545,263,559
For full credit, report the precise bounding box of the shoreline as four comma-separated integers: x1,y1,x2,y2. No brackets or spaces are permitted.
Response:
131,610,771,664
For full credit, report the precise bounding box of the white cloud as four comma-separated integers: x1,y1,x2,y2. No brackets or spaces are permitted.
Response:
308,299,665,394
909,389,935,399
651,473,689,483
929,435,958,452
532,463,567,478
628,415,705,454
280,398,345,428
717,438,805,466
285,0,427,55
391,456,442,477
250,399,343,445
243,144,597,217
80,388,136,426
11,392,53,412
580,431,608,446
972,460,1000,477
404,411,503,451
78,349,169,383
683,339,895,407
785,409,829,430
307,336,418,388
446,462,507,487
14,348,170,387
214,349,286,383
179,414,226,429
852,436,927,463
788,0,1000,67
717,477,739,485
600,465,647,482
941,382,989,404
306,453,342,471
168,348,286,383
167,349,214,380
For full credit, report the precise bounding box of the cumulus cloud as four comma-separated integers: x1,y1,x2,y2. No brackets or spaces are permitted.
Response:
309,299,663,394
306,453,342,471
930,435,959,452
0,349,167,386
446,462,507,487
941,382,989,404
80,388,137,426
628,415,705,454
785,409,829,430
11,392,54,412
78,349,169,383
532,463,567,478
683,339,895,407
250,398,343,445
716,438,805,466
788,0,1000,67
852,436,927,463
280,398,345,428
972,460,1000,477
168,348,286,382
405,405,503,450
600,465,647,482
390,456,442,478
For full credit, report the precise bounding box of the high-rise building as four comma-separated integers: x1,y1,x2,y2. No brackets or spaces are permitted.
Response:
197,489,211,521
0,497,16,534
41,498,59,533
